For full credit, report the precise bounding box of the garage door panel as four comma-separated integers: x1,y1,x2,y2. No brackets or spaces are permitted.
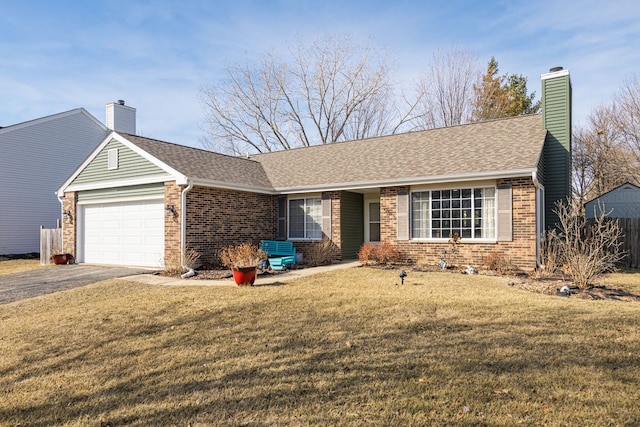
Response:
82,200,164,267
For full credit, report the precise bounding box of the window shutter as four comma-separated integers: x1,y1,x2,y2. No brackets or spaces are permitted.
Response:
277,198,287,240
497,186,513,241
397,191,409,241
322,196,332,239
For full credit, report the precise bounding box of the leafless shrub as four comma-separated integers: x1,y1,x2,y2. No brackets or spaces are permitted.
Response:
530,230,563,279
357,242,401,266
553,200,625,289
163,246,202,277
358,243,377,265
306,240,339,267
218,243,265,269
482,252,516,275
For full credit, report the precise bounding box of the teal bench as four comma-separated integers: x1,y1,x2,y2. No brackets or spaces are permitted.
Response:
261,240,296,271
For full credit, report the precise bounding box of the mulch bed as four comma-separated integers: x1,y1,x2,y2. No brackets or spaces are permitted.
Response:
378,263,640,302
188,267,297,281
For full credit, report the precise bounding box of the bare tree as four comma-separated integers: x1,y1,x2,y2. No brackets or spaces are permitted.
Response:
572,76,640,203
200,34,401,154
613,74,640,167
413,47,480,129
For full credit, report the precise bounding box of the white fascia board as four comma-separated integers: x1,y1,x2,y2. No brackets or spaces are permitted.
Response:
64,174,174,193
273,169,536,194
541,69,570,80
57,132,188,195
109,132,189,184
190,178,277,195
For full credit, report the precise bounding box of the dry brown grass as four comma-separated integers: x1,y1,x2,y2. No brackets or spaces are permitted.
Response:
1,268,640,426
0,259,50,275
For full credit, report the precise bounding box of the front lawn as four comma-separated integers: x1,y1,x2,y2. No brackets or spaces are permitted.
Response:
1,268,639,426
0,258,50,275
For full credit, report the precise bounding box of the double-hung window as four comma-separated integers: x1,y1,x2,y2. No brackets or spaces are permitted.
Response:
411,187,496,240
288,197,322,240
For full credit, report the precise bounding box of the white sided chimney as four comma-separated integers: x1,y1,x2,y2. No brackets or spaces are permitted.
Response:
106,100,136,134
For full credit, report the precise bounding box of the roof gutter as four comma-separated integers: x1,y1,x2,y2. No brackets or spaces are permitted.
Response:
532,170,540,188
272,168,537,194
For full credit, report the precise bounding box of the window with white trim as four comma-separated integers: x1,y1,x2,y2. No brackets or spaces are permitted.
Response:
411,187,496,240
288,197,322,239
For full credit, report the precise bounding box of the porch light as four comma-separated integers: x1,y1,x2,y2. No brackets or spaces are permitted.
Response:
165,204,177,220
63,210,73,223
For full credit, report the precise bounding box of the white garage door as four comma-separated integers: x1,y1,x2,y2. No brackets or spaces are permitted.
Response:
82,200,164,267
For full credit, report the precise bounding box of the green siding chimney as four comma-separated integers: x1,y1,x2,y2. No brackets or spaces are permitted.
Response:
541,68,572,229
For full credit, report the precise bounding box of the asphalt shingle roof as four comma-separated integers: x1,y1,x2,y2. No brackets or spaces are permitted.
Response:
122,133,274,191
253,114,546,191
120,114,546,193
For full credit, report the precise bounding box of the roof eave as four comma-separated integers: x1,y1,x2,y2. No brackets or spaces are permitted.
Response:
190,178,277,195
272,168,537,194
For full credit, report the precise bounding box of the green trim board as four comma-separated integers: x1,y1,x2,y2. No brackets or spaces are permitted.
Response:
77,183,165,202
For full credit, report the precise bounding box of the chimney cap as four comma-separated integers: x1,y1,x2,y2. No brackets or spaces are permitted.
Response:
549,66,563,73
117,100,125,106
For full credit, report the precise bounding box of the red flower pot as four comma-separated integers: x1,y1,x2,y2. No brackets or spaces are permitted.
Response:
51,254,69,265
231,266,257,286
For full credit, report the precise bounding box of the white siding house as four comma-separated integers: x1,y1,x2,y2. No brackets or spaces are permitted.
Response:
0,102,136,255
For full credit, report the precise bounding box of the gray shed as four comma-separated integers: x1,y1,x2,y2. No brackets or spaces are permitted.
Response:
585,183,640,218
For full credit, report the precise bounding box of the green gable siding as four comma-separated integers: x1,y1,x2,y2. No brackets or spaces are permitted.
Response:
77,183,165,202
71,139,166,186
340,191,364,259
541,73,571,228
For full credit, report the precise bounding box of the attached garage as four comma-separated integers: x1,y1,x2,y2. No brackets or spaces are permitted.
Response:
80,199,164,267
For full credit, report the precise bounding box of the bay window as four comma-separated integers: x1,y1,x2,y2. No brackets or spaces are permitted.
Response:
411,187,496,240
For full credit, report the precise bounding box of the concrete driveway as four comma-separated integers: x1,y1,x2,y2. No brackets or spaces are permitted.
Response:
0,265,153,304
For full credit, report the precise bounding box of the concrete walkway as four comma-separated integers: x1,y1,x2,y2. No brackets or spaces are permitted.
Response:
124,261,361,287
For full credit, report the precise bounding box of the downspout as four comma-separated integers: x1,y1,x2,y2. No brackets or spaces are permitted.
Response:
532,170,542,268
180,180,195,279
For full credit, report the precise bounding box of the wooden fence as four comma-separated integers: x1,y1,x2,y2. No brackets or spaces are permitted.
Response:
40,226,63,265
606,218,640,269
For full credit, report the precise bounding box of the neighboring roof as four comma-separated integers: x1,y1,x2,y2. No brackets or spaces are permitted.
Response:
0,108,107,135
584,182,640,205
121,133,274,192
253,114,546,192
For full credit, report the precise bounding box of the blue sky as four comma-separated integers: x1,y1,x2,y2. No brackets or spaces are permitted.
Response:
1,0,639,148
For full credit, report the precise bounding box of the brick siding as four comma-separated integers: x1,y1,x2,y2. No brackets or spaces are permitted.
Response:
290,191,343,264
65,178,538,271
184,186,277,267
62,191,77,257
380,178,538,271
164,182,182,266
